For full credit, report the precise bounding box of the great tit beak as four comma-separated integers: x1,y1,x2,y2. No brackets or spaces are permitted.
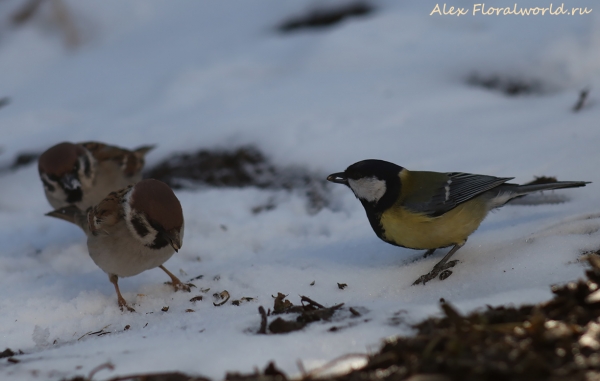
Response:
162,230,182,252
327,172,349,185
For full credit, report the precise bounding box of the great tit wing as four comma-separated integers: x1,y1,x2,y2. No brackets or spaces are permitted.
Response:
403,171,513,217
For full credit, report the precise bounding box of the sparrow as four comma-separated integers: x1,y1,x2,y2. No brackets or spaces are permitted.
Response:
38,141,154,210
327,160,590,285
46,179,188,312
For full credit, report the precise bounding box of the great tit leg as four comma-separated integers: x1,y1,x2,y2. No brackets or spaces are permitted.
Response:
413,243,465,285
423,249,436,258
433,242,464,270
109,274,135,312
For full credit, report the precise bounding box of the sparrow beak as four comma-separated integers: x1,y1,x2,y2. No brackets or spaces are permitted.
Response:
327,172,349,185
163,230,183,252
45,205,82,225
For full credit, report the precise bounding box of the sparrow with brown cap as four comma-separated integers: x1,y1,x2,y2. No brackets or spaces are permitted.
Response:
38,141,154,210
47,179,189,311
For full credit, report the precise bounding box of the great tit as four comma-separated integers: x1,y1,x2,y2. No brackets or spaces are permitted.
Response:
327,160,590,285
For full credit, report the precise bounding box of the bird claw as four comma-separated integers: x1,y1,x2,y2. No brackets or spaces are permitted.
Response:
118,299,136,312
439,269,453,281
412,260,459,285
167,281,195,292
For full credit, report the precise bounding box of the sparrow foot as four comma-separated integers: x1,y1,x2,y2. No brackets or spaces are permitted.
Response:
166,280,195,292
117,298,136,312
413,260,459,285
160,265,194,292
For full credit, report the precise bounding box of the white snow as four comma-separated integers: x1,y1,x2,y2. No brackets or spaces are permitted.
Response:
0,0,599,380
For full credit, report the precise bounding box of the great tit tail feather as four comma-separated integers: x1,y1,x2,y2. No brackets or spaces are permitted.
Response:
488,180,589,208
512,180,590,196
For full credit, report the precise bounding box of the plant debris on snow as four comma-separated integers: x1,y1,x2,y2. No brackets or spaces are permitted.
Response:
258,293,346,334
57,253,600,380
242,253,600,381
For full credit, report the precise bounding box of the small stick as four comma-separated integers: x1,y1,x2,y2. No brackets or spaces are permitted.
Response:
88,362,115,380
300,295,325,309
573,87,590,112
258,306,267,334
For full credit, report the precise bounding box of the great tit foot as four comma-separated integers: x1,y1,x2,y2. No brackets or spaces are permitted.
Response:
413,260,459,285
439,269,453,281
412,272,435,286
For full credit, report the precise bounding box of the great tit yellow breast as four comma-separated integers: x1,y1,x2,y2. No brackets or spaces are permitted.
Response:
379,196,489,250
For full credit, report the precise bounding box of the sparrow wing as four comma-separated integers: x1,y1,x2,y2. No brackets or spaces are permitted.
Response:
402,171,513,217
88,187,131,235
133,145,155,157
80,142,145,176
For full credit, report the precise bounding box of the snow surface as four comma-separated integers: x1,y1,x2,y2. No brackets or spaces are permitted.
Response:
1,0,600,379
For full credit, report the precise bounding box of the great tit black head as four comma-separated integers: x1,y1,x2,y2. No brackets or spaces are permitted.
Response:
327,159,403,211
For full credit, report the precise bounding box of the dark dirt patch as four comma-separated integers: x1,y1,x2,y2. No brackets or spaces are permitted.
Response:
11,152,39,169
144,145,331,214
0,348,15,359
467,73,543,96
0,151,40,173
277,2,374,33
524,176,559,186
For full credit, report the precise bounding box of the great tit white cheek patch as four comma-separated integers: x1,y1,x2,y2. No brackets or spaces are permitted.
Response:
348,177,386,203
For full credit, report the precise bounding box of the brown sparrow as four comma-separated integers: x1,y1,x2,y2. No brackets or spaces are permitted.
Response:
46,179,189,312
38,141,154,210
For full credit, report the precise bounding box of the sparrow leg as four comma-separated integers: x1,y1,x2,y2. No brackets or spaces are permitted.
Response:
159,265,193,292
423,249,436,258
413,242,465,286
109,274,135,312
